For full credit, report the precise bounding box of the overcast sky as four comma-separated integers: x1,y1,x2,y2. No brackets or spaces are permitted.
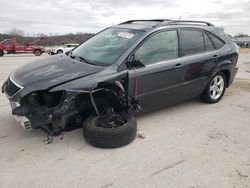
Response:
0,0,249,36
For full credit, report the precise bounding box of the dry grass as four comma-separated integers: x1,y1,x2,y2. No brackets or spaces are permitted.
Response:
239,48,250,53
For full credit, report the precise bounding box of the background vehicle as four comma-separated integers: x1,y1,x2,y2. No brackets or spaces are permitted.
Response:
2,20,238,148
0,38,45,56
49,43,79,55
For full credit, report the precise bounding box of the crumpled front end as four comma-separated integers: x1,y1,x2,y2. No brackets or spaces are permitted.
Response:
1,72,132,136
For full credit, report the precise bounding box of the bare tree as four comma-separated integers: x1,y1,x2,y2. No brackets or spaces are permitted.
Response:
6,28,25,36
234,33,249,38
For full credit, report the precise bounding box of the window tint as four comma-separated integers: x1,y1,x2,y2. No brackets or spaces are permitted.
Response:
134,30,179,65
203,32,214,51
181,30,204,55
207,32,224,49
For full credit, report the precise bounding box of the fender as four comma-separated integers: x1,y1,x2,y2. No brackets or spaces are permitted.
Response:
210,59,232,77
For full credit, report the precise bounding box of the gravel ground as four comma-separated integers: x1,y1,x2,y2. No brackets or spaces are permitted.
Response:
0,53,249,188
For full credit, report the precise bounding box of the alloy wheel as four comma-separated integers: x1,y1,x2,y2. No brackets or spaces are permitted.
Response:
209,75,225,100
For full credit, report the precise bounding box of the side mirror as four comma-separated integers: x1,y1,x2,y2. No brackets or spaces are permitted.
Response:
125,55,145,69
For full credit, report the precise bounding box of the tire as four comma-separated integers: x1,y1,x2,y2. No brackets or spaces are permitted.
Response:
0,50,3,57
83,113,137,148
201,72,226,103
57,50,63,54
34,49,42,56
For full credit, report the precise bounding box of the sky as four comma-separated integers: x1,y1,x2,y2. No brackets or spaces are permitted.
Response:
0,0,249,36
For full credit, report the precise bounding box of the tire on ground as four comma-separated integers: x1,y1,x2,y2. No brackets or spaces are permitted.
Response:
34,49,42,56
83,113,137,148
0,50,4,57
201,71,226,104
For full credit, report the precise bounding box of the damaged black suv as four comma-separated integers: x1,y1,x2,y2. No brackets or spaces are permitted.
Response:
2,20,238,148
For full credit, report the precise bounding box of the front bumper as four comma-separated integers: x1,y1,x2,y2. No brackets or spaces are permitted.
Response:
9,101,32,130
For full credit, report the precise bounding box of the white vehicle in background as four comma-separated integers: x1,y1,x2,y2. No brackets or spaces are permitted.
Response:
49,43,79,55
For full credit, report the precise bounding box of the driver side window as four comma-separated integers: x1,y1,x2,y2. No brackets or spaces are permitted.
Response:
134,30,179,65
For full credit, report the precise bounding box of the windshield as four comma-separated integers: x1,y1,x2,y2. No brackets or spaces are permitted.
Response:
72,28,144,66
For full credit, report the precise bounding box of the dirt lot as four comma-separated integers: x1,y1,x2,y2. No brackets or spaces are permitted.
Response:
239,48,250,53
0,53,249,188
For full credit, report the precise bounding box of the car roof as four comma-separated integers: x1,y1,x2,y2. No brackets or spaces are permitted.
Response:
112,19,229,42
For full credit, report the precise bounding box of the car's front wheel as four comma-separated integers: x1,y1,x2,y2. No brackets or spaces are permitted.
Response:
201,72,226,103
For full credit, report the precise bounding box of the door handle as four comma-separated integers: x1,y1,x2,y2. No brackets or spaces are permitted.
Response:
212,55,218,59
174,63,183,70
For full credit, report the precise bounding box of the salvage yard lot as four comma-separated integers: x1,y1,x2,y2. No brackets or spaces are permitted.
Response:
0,54,250,188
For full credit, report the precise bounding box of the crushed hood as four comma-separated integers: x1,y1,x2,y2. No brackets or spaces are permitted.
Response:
12,54,105,89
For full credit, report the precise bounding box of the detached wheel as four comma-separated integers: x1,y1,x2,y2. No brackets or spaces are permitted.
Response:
0,50,3,57
83,113,137,148
201,72,226,103
34,49,42,56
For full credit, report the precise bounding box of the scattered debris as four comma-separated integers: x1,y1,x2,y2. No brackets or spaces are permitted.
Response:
44,135,53,144
137,130,146,139
60,133,64,140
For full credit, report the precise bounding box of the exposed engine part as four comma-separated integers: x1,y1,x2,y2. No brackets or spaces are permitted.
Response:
90,93,100,116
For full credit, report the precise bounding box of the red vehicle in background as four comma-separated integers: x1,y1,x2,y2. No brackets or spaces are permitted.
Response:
0,38,45,57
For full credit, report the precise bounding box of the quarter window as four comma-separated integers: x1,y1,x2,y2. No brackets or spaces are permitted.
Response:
203,32,215,51
134,30,179,65
207,32,225,49
181,30,205,55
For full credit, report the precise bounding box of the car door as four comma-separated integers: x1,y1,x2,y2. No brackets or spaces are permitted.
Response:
127,29,187,111
177,29,220,98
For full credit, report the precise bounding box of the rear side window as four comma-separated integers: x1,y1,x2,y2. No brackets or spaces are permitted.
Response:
181,30,204,55
206,32,225,49
203,32,215,51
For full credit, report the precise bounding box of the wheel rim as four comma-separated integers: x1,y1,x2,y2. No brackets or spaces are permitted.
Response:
93,115,128,129
209,75,225,100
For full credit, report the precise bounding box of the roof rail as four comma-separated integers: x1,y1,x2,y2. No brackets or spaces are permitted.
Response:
119,19,172,25
155,20,214,27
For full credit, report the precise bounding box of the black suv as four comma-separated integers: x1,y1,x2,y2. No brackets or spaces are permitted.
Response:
2,20,238,148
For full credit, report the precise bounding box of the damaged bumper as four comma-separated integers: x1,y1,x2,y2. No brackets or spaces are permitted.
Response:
9,101,32,130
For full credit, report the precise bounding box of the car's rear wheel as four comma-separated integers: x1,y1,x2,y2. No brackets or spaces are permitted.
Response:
83,113,137,148
201,72,226,103
34,49,42,56
0,50,3,57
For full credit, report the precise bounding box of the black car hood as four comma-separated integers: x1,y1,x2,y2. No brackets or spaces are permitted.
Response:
11,54,105,90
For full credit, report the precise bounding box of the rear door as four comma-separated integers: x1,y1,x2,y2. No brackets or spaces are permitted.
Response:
177,28,220,98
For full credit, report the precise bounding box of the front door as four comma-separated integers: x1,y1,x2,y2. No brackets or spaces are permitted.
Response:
127,29,185,111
